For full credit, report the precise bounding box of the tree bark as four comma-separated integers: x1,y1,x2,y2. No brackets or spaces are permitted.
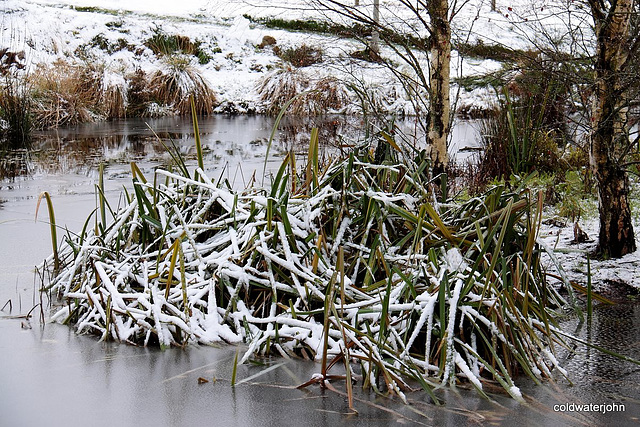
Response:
427,0,451,179
589,0,637,257
370,0,380,55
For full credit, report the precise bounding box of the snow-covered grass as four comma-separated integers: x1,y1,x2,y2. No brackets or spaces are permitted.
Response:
1,0,594,124
41,131,582,401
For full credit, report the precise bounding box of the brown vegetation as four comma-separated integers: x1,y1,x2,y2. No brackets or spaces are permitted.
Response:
257,67,347,115
258,35,277,49
149,57,216,115
15,56,216,127
29,61,103,128
274,44,323,67
125,69,153,117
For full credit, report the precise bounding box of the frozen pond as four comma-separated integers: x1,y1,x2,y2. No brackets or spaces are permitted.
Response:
1,115,638,426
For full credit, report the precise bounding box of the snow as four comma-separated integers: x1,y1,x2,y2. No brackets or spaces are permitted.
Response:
508,385,523,401
445,247,468,273
455,353,482,391
539,216,640,293
441,278,463,384
1,0,596,117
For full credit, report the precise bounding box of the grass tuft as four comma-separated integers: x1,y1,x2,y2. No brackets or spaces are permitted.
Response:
149,56,216,115
257,68,347,115
274,44,323,68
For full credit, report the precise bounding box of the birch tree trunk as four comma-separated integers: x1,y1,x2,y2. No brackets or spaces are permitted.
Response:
371,0,380,55
427,0,451,179
589,0,636,257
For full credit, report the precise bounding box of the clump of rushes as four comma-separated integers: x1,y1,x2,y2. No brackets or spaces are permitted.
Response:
0,80,32,148
0,49,31,148
258,68,347,115
149,55,216,115
144,27,211,65
41,128,575,401
29,61,127,127
275,44,323,67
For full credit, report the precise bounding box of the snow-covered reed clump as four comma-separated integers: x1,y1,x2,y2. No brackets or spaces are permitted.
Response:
41,131,572,400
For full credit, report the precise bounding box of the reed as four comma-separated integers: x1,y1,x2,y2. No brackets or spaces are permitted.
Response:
258,67,309,115
476,87,563,183
231,349,239,386
0,80,32,148
35,191,59,271
0,49,31,148
40,114,604,403
190,96,204,175
27,61,130,127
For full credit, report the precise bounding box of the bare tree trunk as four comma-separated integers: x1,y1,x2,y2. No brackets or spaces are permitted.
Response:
491,0,496,12
370,0,380,55
589,0,636,257
427,0,451,178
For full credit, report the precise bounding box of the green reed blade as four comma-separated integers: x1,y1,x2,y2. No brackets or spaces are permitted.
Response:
35,191,59,271
231,349,239,387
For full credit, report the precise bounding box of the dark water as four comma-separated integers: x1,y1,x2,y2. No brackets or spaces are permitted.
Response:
1,116,637,426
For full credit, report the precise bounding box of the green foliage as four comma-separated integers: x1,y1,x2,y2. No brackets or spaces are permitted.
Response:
244,15,428,50
71,5,125,15
35,191,59,272
472,49,589,183
105,20,124,29
254,16,336,34
77,34,133,55
556,170,596,220
453,72,507,91
477,85,564,183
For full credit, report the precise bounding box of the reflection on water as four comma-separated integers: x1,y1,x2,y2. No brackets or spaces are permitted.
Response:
557,304,640,402
1,115,371,180
1,115,481,181
513,303,640,426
